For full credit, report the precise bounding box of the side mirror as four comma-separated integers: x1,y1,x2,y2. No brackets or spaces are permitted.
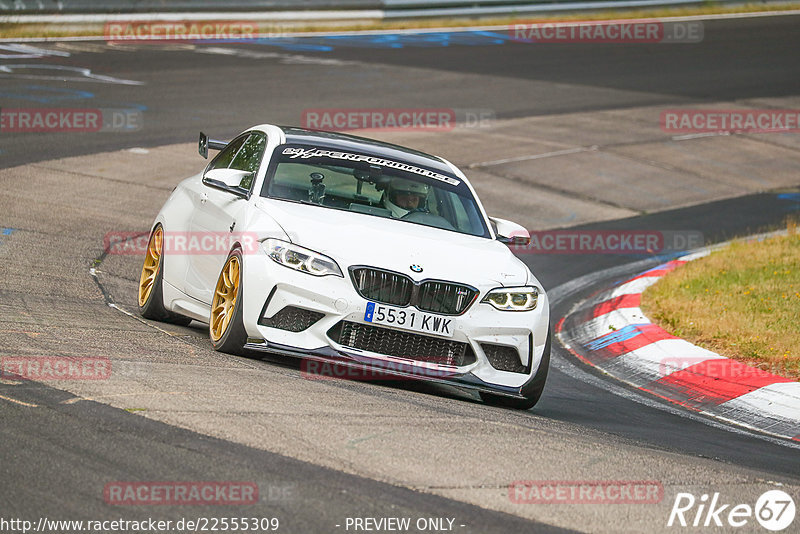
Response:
203,168,252,199
489,217,530,246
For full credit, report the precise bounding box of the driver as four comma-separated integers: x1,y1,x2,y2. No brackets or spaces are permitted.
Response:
383,177,430,218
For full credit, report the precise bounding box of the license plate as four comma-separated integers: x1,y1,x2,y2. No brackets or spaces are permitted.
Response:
364,302,455,338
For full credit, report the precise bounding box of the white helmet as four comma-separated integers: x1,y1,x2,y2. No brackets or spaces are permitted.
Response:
384,178,430,218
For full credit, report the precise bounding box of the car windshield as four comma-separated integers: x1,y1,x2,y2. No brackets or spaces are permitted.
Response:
260,144,490,238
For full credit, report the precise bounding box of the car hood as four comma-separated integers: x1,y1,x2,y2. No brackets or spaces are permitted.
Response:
254,198,529,287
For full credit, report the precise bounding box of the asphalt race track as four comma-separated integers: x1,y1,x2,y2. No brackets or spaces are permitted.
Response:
1,13,799,534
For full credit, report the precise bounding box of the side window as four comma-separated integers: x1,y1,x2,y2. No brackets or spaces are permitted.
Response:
207,135,247,172
230,133,267,190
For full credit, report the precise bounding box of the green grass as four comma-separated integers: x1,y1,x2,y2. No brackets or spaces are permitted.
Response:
641,229,800,380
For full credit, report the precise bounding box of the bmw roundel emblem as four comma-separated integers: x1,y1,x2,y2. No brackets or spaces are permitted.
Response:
410,264,423,273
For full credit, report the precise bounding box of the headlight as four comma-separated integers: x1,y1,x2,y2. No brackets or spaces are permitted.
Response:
482,286,539,311
262,239,343,277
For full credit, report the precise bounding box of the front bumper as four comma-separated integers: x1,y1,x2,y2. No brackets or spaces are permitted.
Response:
241,254,550,394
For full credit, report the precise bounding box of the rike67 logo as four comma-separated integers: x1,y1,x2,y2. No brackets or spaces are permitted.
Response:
667,490,795,531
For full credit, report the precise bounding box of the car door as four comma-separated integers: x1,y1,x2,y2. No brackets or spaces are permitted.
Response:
185,132,267,304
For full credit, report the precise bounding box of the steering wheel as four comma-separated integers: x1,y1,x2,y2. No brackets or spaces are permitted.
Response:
406,206,429,215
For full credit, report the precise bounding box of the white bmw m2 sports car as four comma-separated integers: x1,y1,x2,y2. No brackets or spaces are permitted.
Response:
138,125,550,408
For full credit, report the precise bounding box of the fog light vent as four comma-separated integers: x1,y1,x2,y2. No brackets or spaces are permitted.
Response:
482,344,526,373
259,306,324,332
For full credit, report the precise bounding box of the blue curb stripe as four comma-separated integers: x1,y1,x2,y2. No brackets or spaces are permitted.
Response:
585,323,650,351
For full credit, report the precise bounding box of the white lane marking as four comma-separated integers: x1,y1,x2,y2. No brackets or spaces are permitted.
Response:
0,393,38,407
195,46,354,66
469,146,592,169
0,43,70,59
0,64,144,85
671,132,729,141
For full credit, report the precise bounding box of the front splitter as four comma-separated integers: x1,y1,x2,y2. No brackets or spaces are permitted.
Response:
243,340,527,399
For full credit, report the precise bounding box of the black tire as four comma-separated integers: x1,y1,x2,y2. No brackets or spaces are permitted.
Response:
209,248,248,355
138,224,192,326
480,326,551,410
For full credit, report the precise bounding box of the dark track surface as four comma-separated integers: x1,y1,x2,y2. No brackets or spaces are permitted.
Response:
0,15,798,168
1,13,799,533
0,381,571,533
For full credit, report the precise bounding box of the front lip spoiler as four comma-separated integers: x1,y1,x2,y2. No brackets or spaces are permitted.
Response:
243,340,527,399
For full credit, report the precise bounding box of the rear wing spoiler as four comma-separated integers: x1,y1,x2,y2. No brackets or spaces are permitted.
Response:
198,132,228,159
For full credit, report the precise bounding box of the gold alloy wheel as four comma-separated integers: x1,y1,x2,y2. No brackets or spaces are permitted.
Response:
210,255,241,341
138,226,163,307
